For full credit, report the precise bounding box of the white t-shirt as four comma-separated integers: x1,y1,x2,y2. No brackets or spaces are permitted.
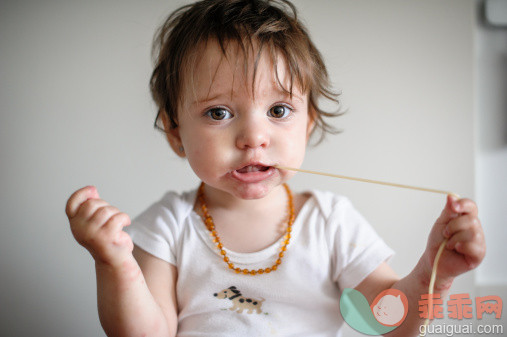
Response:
126,187,394,337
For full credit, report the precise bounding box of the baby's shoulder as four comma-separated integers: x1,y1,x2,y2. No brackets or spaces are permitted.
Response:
305,189,355,220
133,188,197,230
126,189,198,265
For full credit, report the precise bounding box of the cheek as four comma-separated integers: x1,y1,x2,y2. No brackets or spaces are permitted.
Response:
185,149,216,181
183,134,232,176
186,144,217,168
282,124,308,161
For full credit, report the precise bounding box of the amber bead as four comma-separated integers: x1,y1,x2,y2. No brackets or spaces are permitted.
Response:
198,182,295,276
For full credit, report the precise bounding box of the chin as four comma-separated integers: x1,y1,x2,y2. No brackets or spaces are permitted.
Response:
234,184,272,200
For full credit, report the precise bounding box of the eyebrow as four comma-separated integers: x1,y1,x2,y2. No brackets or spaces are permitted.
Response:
191,89,304,106
191,93,228,106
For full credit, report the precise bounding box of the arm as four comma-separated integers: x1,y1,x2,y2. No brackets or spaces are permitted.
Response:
66,186,177,337
95,251,178,337
131,246,179,336
355,195,485,337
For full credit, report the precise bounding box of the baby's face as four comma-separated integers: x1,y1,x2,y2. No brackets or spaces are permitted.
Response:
174,40,312,200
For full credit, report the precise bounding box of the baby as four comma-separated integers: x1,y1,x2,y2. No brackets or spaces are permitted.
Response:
65,1,485,336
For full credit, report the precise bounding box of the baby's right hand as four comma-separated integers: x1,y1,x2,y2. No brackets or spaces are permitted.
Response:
66,186,133,267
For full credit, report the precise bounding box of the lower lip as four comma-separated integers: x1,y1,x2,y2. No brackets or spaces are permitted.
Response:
230,167,276,183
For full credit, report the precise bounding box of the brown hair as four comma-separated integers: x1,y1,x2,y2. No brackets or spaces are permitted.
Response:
150,0,341,143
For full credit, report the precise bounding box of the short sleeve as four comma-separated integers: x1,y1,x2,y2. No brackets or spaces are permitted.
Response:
125,192,186,266
328,197,394,290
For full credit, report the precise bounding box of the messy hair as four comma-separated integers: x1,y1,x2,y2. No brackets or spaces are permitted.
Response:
151,0,341,143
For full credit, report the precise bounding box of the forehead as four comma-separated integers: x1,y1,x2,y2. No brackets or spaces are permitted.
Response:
182,39,301,103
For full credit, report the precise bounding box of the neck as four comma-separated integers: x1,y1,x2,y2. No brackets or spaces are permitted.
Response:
200,183,288,214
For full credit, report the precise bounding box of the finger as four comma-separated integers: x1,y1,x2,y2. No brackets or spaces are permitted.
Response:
443,214,480,239
88,205,121,229
105,212,131,232
458,241,486,269
114,230,133,248
66,186,100,219
101,212,131,244
453,198,478,217
75,199,110,221
446,230,475,251
436,194,460,225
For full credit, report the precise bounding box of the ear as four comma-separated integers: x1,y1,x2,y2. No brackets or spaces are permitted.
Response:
306,106,316,141
160,110,186,158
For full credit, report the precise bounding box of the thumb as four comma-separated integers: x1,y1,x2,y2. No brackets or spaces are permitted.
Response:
436,194,460,226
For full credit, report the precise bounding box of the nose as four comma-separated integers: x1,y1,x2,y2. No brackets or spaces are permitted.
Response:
235,114,270,150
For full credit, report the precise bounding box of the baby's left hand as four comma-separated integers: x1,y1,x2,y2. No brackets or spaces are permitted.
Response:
424,195,485,288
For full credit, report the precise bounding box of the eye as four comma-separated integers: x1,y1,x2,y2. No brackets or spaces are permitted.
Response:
268,105,292,119
206,107,232,120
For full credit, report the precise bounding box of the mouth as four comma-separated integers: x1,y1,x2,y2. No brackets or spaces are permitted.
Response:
235,164,272,173
231,163,276,183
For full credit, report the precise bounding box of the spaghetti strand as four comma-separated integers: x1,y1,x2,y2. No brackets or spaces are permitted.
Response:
275,165,458,197
274,165,456,335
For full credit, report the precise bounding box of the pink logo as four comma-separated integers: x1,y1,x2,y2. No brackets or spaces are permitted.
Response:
370,289,409,327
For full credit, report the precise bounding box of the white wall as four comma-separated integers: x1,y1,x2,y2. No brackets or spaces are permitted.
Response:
475,0,507,285
474,0,507,332
0,1,484,336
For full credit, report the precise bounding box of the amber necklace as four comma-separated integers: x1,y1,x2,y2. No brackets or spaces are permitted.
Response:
197,182,295,275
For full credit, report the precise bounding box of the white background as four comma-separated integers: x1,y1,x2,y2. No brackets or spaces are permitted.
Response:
0,0,504,336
